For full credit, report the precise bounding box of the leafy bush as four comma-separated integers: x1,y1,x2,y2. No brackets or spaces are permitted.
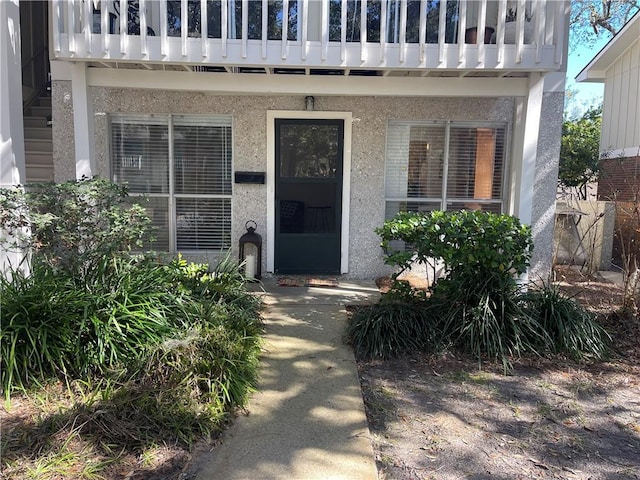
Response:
432,273,547,369
378,210,532,285
0,178,150,277
1,257,183,392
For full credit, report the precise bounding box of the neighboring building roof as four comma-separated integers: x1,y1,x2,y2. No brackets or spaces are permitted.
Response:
576,11,640,83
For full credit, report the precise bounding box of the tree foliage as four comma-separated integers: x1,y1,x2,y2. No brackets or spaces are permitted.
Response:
559,106,602,197
569,0,639,49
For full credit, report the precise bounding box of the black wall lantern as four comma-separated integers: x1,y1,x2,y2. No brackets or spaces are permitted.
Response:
239,220,262,280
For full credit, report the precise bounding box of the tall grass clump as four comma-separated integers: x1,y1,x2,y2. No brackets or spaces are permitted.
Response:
346,299,441,359
432,274,547,369
524,283,611,360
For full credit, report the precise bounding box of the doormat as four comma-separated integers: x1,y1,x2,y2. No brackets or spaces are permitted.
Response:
277,277,339,288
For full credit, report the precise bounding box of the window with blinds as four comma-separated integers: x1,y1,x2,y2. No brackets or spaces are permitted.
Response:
110,114,233,252
385,120,507,220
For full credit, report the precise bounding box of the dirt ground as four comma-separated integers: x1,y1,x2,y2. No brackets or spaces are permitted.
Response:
360,269,640,480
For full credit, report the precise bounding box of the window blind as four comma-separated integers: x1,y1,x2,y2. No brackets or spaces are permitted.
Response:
111,114,233,252
385,120,507,219
173,117,232,196
110,115,169,194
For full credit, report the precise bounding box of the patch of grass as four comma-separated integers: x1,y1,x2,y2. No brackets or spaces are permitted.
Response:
536,402,554,420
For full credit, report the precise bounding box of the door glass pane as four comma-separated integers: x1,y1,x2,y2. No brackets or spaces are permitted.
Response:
278,183,337,234
279,124,340,178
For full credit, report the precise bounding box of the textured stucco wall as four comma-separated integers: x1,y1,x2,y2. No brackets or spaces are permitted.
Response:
54,86,565,279
529,92,563,282
51,81,76,181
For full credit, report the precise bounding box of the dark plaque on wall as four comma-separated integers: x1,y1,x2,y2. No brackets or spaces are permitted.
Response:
235,172,266,184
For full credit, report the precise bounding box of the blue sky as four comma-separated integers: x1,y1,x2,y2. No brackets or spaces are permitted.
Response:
564,35,611,118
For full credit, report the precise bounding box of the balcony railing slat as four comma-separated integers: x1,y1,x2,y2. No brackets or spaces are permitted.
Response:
52,0,61,53
160,0,168,56
221,0,228,57
321,0,329,61
101,1,108,53
242,0,248,58
534,0,544,63
201,0,208,57
282,0,289,60
141,0,148,56
181,0,188,56
301,0,308,60
262,0,268,58
458,0,467,64
68,0,75,53
419,0,427,63
360,0,367,62
555,0,565,64
380,0,387,62
399,0,407,63
496,0,506,63
515,0,525,63
438,0,446,63
83,0,91,52
119,0,126,54
340,0,347,62
478,0,488,64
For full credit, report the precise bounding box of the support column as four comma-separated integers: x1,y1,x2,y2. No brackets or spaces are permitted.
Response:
510,72,544,225
1,0,26,187
71,62,96,179
1,0,26,273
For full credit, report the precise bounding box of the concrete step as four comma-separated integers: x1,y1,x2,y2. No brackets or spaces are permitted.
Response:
29,105,51,118
24,127,53,140
26,151,53,166
23,116,49,128
37,96,52,108
25,163,54,183
25,138,52,152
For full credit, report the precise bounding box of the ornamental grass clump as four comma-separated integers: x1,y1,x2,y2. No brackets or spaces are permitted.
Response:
346,301,441,359
524,283,611,360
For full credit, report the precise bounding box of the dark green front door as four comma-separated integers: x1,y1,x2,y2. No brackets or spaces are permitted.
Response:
275,119,343,275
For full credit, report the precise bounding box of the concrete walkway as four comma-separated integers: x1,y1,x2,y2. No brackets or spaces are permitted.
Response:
186,279,380,480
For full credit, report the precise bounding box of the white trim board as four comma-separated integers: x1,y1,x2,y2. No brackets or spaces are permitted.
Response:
266,110,352,275
84,67,531,97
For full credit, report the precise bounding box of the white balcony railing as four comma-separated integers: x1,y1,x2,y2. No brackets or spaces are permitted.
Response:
51,0,567,72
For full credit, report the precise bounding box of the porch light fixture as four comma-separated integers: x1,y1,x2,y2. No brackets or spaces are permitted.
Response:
305,96,315,111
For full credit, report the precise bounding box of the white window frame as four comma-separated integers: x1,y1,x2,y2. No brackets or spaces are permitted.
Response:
109,114,233,253
384,119,510,217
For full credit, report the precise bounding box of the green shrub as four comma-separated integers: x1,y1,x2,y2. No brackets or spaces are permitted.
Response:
432,273,547,369
378,210,532,286
524,283,611,360
346,301,440,359
370,210,535,367
0,264,80,391
0,178,151,279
